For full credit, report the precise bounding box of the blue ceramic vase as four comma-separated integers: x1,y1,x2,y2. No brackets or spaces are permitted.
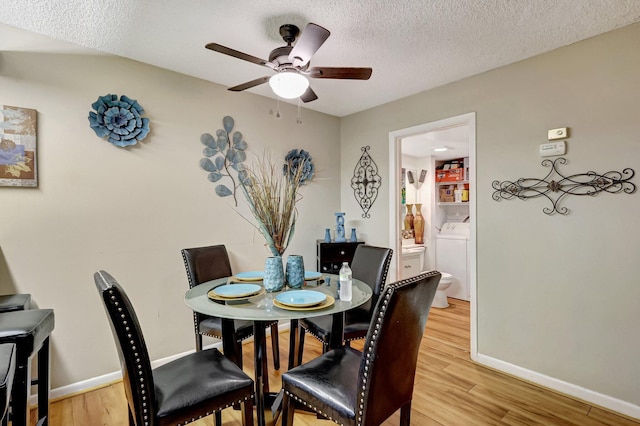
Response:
286,255,305,289
263,256,284,292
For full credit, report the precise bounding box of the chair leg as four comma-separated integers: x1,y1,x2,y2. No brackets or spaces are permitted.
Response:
234,340,244,370
281,392,294,426
37,337,50,425
270,323,280,370
296,326,305,366
11,352,30,426
214,410,222,426
400,401,411,426
230,339,245,411
260,335,270,395
242,396,254,426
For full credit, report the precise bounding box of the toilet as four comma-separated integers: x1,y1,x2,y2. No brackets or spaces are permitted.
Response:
432,272,453,308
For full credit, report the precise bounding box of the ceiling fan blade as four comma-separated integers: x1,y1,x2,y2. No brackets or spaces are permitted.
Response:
288,23,330,67
228,76,270,92
205,43,269,67
308,67,372,80
300,86,318,103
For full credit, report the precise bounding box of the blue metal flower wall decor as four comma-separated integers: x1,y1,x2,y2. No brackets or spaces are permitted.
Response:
200,116,248,206
284,149,315,185
88,94,150,147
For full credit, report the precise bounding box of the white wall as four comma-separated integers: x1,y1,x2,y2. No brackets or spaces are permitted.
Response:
341,23,640,415
0,39,341,388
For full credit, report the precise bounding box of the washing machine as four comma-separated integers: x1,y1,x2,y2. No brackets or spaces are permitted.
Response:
435,222,470,301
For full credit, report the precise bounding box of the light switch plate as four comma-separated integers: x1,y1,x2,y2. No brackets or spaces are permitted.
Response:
548,127,568,140
540,141,566,157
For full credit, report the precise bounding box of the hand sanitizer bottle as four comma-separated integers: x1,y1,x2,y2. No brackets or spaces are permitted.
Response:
339,262,352,301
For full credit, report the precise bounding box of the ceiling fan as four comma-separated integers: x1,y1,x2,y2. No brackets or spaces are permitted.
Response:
205,23,372,103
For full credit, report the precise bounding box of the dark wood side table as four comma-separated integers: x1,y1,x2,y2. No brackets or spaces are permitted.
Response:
316,240,364,274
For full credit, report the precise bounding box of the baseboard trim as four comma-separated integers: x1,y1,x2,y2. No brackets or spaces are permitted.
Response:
475,353,640,420
47,341,223,402
45,322,291,403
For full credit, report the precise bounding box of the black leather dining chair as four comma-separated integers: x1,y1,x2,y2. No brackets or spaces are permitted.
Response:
0,343,15,426
296,245,392,364
282,271,440,426
94,270,255,426
181,245,280,370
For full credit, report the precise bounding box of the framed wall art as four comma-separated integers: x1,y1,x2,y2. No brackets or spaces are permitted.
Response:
0,105,37,187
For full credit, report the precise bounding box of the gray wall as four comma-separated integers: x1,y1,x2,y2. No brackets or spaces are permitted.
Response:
340,23,640,411
0,38,341,388
2,19,639,417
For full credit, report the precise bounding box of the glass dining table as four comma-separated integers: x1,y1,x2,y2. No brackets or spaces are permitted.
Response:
184,274,372,426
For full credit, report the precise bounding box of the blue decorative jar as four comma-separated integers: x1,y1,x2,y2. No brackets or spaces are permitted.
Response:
263,256,284,292
286,255,305,289
335,212,346,242
350,228,357,242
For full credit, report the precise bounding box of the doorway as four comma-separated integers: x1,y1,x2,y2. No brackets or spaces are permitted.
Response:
388,112,477,358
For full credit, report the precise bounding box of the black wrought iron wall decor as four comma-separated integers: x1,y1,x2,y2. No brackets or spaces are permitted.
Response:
351,146,382,218
492,157,635,215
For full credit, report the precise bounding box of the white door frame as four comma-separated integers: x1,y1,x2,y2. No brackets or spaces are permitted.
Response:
388,112,477,359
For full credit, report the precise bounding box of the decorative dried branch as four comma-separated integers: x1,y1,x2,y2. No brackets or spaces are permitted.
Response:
240,151,307,256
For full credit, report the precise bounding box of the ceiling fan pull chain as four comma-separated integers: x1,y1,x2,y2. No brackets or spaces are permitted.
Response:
297,99,302,124
276,98,281,118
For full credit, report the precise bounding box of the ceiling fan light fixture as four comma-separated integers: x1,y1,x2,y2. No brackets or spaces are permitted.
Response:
433,146,452,152
269,71,309,99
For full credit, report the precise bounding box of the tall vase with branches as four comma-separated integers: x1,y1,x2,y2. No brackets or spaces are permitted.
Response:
240,149,314,257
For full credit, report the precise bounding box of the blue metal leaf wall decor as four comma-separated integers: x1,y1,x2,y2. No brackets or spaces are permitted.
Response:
88,94,150,147
200,116,248,206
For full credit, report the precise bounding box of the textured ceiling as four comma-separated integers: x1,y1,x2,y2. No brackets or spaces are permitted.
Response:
1,1,639,117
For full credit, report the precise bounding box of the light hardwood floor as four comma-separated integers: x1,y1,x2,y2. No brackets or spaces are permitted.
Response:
25,299,640,425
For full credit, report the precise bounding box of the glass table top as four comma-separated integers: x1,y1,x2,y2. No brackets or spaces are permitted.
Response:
184,274,372,321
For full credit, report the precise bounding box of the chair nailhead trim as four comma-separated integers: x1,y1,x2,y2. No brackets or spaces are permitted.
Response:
284,390,345,426
108,288,151,425
356,282,393,425
176,394,254,426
